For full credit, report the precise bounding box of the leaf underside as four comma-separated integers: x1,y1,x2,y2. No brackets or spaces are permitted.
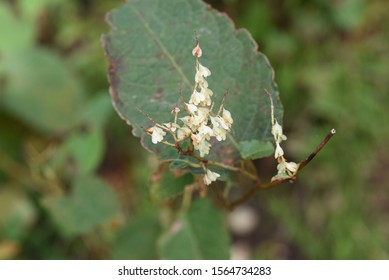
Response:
102,0,283,163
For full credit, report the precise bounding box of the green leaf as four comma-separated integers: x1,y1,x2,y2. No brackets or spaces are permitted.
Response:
42,175,120,237
239,140,274,160
151,171,193,202
65,128,105,174
0,48,86,134
83,92,113,130
0,3,34,54
159,197,230,259
112,215,161,260
102,0,283,163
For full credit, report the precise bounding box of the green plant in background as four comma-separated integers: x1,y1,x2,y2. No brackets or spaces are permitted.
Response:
0,0,388,260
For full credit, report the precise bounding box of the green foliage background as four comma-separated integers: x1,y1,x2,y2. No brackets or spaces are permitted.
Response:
0,0,388,259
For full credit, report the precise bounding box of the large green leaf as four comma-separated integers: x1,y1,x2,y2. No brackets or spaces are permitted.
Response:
102,0,283,163
159,197,230,259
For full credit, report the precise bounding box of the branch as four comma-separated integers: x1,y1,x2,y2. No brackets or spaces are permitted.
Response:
298,128,336,171
228,128,336,210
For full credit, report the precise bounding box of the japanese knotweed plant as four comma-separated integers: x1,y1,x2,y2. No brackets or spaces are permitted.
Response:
102,0,335,209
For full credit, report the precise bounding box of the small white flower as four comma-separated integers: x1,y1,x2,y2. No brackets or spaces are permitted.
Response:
272,120,287,143
274,142,284,158
285,161,299,174
211,116,229,130
213,126,227,141
200,87,213,106
222,108,233,128
203,168,220,185
179,116,196,130
185,103,198,115
149,126,166,144
189,89,205,105
192,135,211,157
191,108,209,127
198,63,211,78
198,124,213,140
277,160,299,176
177,125,192,140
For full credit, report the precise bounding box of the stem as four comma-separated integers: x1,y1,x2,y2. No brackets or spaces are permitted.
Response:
298,128,336,171
228,128,336,209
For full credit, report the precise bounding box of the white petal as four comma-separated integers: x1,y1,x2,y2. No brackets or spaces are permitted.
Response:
213,126,227,141
198,124,213,140
272,121,283,137
285,161,299,174
189,89,205,105
150,126,166,144
177,126,191,139
198,63,211,77
222,108,233,127
185,103,198,115
274,142,284,158
203,168,220,185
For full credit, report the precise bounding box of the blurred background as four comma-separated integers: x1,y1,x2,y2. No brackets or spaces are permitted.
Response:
0,0,388,259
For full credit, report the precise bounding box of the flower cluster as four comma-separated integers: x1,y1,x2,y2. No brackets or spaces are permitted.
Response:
271,121,299,180
266,89,299,181
146,42,233,185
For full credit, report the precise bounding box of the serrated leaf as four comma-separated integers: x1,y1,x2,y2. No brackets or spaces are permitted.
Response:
112,215,161,260
42,175,120,237
159,197,230,259
239,140,274,160
151,171,193,202
102,0,283,163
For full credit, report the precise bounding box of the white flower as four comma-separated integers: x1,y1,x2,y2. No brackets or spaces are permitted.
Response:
213,127,227,141
210,116,228,141
149,126,166,144
177,125,191,140
274,142,284,158
272,120,287,143
203,168,220,185
189,89,205,105
191,108,209,127
197,63,211,78
200,87,213,106
179,116,196,130
211,116,229,130
277,160,299,175
222,108,233,128
198,124,213,140
192,134,211,157
185,103,198,115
